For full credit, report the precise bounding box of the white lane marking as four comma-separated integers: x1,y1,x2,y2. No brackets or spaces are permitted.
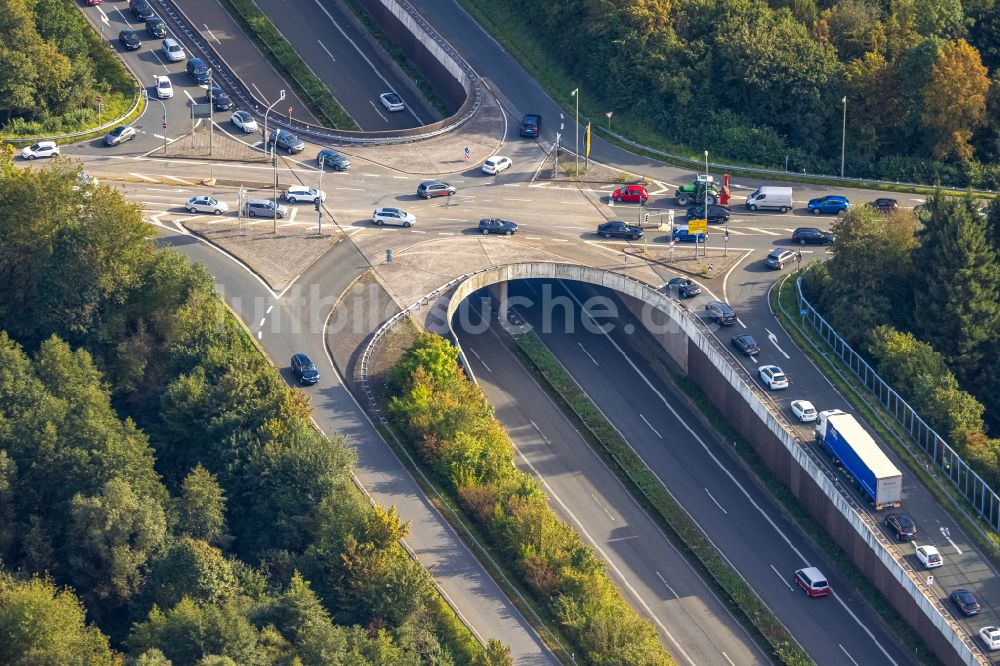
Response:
368,99,388,122
939,526,963,554
839,644,861,666
316,39,337,62
335,187,365,191
721,250,753,327
591,494,615,521
256,331,262,340
129,172,159,182
772,565,794,591
505,197,531,202
510,435,697,665
655,571,678,599
289,207,298,222
525,236,542,240
557,201,589,205
203,24,221,44
251,82,268,101
558,279,900,665
142,187,188,193
392,175,409,180
745,227,781,236
266,305,274,314
183,90,196,104
705,488,728,514
258,318,266,327
436,232,454,236
577,342,599,366
161,175,193,185
410,229,426,234
439,218,468,222
469,348,491,372
556,225,588,230
765,328,791,359
607,535,639,543
721,651,737,666
308,0,423,124
528,420,551,446
639,414,662,439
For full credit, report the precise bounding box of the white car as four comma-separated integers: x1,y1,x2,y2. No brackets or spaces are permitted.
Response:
482,155,512,175
758,365,789,390
21,141,59,160
284,186,326,204
379,92,405,112
230,111,258,134
372,207,415,227
980,626,1000,651
914,544,943,569
185,196,229,215
161,38,185,62
155,75,173,99
790,399,817,422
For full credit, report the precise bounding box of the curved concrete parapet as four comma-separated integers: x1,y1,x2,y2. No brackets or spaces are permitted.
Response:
157,0,480,145
436,261,982,666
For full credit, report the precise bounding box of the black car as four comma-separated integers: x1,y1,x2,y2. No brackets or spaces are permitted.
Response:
597,221,643,240
950,589,981,616
118,29,141,51
290,354,320,385
706,301,737,325
207,87,233,111
868,197,899,213
685,204,731,224
884,513,917,541
130,0,154,20
731,334,760,356
519,113,541,138
186,58,211,85
667,277,701,298
317,148,351,171
792,227,834,245
146,16,167,38
479,218,518,235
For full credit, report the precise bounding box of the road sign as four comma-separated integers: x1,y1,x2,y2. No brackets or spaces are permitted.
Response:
800,309,808,316
708,263,714,272
288,106,293,115
687,219,708,235
96,95,102,102
464,146,470,160
162,122,167,129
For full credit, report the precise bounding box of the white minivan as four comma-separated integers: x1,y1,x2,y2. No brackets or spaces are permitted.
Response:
746,186,793,213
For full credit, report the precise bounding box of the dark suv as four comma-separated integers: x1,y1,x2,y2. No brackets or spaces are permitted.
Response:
146,16,167,38
129,0,154,19
950,589,981,616
884,513,917,541
118,29,141,51
519,114,541,138
268,129,305,154
685,204,731,224
706,301,737,325
667,277,700,298
792,227,834,245
186,58,211,85
291,354,320,385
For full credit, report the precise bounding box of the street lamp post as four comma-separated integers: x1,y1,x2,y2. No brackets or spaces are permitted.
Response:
840,96,847,178
262,90,286,234
572,88,579,176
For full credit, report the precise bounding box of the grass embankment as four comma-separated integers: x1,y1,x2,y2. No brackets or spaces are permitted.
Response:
512,331,813,666
454,0,995,198
218,0,359,130
772,274,1000,560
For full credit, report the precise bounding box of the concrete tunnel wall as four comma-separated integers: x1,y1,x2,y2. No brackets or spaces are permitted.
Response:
440,262,977,666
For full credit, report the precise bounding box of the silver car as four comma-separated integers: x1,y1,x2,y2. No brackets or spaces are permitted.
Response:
243,199,288,219
104,125,137,146
185,196,229,215
161,38,185,62
372,207,415,227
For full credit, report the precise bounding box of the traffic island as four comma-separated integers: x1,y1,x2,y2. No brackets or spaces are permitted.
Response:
625,245,748,279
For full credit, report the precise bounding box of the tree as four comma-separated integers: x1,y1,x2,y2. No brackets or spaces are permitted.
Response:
135,649,174,666
66,478,168,608
819,0,886,61
0,572,115,666
844,52,904,160
140,538,239,613
474,639,513,666
177,464,229,546
258,572,349,665
913,0,967,39
922,40,991,160
912,195,1000,382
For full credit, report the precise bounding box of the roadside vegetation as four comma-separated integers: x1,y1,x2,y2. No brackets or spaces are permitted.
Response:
0,0,138,137
386,332,675,666
800,198,1000,508
458,0,1000,188
0,154,496,665
219,0,360,130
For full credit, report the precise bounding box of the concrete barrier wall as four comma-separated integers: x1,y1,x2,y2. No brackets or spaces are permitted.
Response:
443,262,980,666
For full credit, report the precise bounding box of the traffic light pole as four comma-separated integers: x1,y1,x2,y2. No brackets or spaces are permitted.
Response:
316,157,324,236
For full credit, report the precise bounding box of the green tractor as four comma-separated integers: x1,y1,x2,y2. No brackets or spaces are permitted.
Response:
675,175,721,207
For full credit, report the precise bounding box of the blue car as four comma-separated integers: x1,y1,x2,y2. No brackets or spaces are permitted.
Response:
672,225,708,242
807,195,851,215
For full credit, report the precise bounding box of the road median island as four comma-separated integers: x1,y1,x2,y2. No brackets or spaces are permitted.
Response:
511,329,813,666
215,0,359,130
381,331,677,666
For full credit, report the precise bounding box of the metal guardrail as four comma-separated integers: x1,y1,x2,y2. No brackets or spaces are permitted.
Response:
795,274,1000,534
156,0,482,146
596,125,999,196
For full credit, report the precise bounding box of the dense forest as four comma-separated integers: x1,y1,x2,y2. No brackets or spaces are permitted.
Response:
0,0,134,132
0,155,507,665
803,197,1000,488
507,0,1000,185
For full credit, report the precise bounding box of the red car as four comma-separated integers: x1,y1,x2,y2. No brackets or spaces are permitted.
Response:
86,0,103,5
612,184,648,203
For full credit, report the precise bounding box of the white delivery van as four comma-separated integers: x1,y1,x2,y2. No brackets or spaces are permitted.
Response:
746,186,793,213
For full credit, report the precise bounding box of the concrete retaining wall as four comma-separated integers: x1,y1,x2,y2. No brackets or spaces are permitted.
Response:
443,262,980,666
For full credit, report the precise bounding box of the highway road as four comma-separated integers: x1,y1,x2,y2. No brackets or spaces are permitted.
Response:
456,280,914,666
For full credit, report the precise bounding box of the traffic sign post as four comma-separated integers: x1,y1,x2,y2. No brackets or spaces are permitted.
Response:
288,105,293,125
464,146,470,161
669,239,676,262
96,95,103,126
723,227,730,256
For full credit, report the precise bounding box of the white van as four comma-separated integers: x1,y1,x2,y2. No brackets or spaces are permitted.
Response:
746,186,793,213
